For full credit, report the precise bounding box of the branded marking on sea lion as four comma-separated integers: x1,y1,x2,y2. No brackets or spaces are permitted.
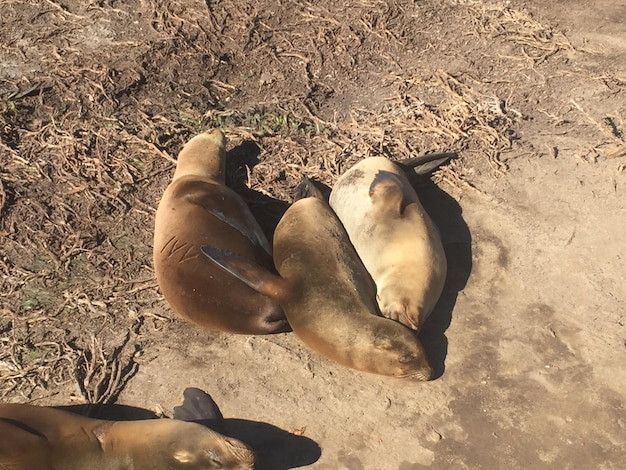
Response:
202,193,432,380
0,403,255,470
153,129,288,334
329,156,448,331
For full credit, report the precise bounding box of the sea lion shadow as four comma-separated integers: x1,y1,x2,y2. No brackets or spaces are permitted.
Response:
409,174,473,379
226,140,289,239
55,403,159,420
210,418,322,470
56,404,322,470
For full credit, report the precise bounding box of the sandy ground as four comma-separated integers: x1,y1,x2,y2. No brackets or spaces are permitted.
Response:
1,0,625,469
119,133,626,469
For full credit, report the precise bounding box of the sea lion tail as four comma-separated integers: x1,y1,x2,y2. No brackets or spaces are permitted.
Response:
397,151,456,175
201,245,289,300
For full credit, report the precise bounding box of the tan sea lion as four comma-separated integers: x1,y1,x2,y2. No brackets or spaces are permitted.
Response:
329,155,449,331
0,403,255,470
201,190,432,380
153,129,289,334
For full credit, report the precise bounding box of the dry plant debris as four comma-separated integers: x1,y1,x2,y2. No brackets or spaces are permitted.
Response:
73,327,140,404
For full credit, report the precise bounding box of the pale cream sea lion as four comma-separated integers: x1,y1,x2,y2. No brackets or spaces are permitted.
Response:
0,403,255,470
329,156,449,331
201,190,432,380
153,129,289,334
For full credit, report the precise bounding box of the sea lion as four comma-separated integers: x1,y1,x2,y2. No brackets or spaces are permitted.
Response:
0,403,255,470
201,190,432,380
329,155,449,331
153,129,289,334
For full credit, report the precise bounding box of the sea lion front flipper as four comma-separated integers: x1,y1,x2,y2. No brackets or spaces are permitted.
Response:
397,151,455,175
173,388,224,422
201,245,289,300
205,207,272,255
180,183,272,255
368,171,406,216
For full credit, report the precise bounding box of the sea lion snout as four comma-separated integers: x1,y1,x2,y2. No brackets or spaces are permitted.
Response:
223,437,257,469
187,128,226,154
204,128,226,146
172,129,226,182
399,354,433,381
402,368,433,382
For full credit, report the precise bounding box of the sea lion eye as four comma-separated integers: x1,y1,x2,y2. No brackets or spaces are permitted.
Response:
399,355,415,363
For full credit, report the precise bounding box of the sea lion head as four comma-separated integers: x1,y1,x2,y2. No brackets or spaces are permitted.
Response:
372,332,433,381
167,421,256,469
173,129,227,183
397,348,433,382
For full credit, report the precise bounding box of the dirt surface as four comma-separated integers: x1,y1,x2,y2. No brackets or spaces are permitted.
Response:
1,0,625,468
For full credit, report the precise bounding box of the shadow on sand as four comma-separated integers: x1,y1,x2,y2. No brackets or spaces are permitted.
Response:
225,139,289,240
407,172,473,379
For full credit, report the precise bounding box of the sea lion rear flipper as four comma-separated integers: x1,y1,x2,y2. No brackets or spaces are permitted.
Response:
397,152,455,175
368,171,406,216
201,245,288,300
173,388,224,422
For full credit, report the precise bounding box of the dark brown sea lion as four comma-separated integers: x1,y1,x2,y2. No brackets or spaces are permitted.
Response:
329,156,448,331
201,191,432,380
153,129,289,334
0,403,255,470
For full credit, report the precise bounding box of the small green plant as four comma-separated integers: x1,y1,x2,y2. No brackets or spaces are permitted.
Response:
205,108,321,137
178,110,211,133
21,284,54,311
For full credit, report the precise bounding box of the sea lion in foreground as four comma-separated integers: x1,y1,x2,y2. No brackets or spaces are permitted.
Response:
153,129,288,334
202,192,432,380
329,155,450,331
0,403,255,470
